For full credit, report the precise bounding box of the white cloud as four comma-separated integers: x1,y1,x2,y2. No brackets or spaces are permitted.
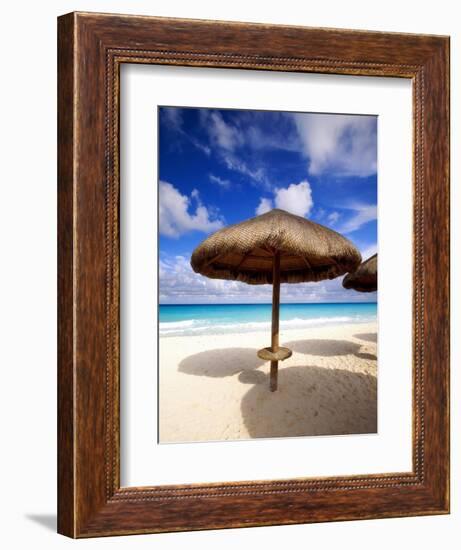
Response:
255,197,273,216
209,174,231,189
292,113,377,177
199,110,269,188
338,203,377,234
159,180,224,238
246,124,300,152
205,111,242,152
191,140,211,156
255,181,313,218
327,211,340,225
316,207,325,217
159,254,273,303
222,154,268,187
274,181,313,217
159,254,375,304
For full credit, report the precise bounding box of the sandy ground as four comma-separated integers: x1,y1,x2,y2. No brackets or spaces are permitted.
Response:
158,322,377,443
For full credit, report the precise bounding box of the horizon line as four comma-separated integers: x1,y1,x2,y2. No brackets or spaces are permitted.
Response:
159,301,378,306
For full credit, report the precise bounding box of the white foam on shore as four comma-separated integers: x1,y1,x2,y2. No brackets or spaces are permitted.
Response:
159,315,375,337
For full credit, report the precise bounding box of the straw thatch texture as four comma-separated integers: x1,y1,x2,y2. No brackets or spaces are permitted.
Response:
342,253,377,292
191,209,362,285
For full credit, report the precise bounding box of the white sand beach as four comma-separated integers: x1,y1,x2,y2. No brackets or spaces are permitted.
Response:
159,322,377,443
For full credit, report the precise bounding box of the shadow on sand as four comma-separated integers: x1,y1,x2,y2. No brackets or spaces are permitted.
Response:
354,332,378,343
178,348,264,378
283,338,377,361
241,365,377,438
176,345,377,440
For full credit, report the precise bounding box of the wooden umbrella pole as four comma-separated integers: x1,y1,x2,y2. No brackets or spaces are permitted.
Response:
270,251,281,392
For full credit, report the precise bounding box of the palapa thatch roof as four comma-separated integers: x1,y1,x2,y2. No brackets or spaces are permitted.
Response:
342,253,377,292
191,209,362,285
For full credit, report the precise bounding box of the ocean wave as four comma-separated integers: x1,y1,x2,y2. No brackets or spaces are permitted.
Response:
159,315,374,337
159,319,199,330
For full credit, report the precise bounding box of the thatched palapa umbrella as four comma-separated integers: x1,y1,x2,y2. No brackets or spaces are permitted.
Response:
342,253,377,293
191,209,361,391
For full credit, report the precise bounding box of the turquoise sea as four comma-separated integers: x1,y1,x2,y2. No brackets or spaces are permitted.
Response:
159,303,377,337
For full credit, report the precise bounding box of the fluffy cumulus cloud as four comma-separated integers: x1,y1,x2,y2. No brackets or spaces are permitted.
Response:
255,197,273,216
159,254,374,304
159,254,273,303
274,181,313,217
255,181,313,218
159,180,224,238
292,113,377,177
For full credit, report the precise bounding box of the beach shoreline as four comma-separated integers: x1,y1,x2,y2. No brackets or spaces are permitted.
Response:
159,321,377,443
159,302,377,337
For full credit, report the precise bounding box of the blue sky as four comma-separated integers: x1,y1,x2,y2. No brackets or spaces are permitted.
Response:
158,106,377,304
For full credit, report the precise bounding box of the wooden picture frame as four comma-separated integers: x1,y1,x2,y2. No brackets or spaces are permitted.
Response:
57,12,450,538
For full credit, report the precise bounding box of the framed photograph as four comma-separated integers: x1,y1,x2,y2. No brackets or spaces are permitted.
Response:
58,12,450,537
